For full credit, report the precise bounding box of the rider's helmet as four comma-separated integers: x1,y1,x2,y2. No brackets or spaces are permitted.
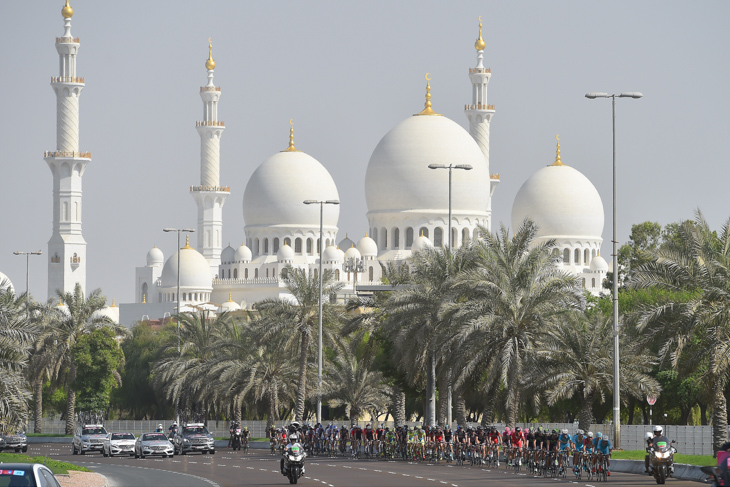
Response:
577,429,584,435
537,426,544,433
596,431,603,438
444,425,450,431
157,424,163,430
646,432,653,439
289,434,298,442
524,428,530,434
385,427,390,431
515,427,521,433
244,426,248,431
551,429,559,435
561,429,568,435
415,426,421,431
291,421,301,430
172,421,178,426
653,425,663,435
504,426,511,434
587,431,594,438
366,423,372,429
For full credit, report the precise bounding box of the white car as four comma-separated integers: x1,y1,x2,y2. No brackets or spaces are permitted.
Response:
0,463,62,487
103,432,136,457
72,424,108,455
134,432,174,459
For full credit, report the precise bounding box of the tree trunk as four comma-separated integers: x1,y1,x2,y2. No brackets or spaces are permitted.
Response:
701,403,708,425
65,389,76,435
392,384,406,427
579,390,594,432
437,374,448,426
426,352,436,425
267,381,279,430
234,397,242,422
506,388,519,428
481,389,497,427
34,378,43,434
294,332,310,422
712,382,727,455
455,392,467,427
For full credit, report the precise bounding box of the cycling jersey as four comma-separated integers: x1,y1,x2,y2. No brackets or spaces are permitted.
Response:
583,438,594,452
365,429,374,441
444,431,452,442
558,433,571,450
572,434,585,451
502,432,511,446
548,434,560,449
488,432,500,444
596,439,611,455
510,431,525,448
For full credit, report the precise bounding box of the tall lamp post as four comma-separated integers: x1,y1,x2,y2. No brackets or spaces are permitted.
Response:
585,91,642,449
163,227,195,354
13,250,42,318
303,199,340,425
428,163,472,426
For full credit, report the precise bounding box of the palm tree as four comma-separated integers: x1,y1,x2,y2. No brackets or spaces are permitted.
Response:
528,310,660,431
630,212,730,453
44,284,127,434
257,266,342,422
448,221,584,426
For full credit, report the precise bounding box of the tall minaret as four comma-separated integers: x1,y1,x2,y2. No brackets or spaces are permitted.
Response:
45,0,90,299
190,40,228,277
464,17,499,231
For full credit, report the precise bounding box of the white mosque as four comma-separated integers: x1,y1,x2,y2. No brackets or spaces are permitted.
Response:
3,4,608,326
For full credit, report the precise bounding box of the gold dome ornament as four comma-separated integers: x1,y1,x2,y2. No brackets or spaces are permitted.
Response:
475,16,486,51
61,0,73,19
284,119,300,152
205,38,216,70
551,135,566,166
416,73,442,116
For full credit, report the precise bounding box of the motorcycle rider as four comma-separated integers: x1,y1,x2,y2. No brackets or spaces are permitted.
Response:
647,425,673,477
644,431,653,474
280,434,303,475
155,424,164,433
168,421,179,439
228,420,240,448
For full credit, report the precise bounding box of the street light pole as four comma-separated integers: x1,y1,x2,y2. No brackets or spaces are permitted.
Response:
585,91,642,449
304,199,340,425
163,228,195,354
13,250,42,319
427,163,472,426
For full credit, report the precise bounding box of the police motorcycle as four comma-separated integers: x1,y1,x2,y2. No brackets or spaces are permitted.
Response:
280,433,307,484
646,425,677,484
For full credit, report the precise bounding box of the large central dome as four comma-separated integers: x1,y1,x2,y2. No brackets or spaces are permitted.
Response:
365,115,490,216
243,150,340,229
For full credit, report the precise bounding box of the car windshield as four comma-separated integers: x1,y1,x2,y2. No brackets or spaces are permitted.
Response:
143,433,166,441
82,427,107,435
111,433,134,440
0,468,36,487
184,426,207,435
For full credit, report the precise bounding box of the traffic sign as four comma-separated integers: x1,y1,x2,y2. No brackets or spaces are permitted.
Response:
647,396,657,406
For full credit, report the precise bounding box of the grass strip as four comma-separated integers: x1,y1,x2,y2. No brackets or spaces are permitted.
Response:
0,452,91,475
612,450,715,467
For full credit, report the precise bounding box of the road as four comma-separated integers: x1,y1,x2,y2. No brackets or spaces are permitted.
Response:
31,444,702,487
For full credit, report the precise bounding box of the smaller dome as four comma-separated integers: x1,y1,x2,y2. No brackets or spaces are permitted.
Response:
356,235,378,258
160,237,213,290
146,245,164,266
62,0,73,19
323,245,341,264
337,246,345,262
277,244,295,262
234,243,252,262
344,246,361,262
412,234,433,253
219,294,242,313
221,244,235,264
590,254,608,272
338,235,355,251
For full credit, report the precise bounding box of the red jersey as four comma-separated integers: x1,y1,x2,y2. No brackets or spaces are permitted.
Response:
510,431,525,446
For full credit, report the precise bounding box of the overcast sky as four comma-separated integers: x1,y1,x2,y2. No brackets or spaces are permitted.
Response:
1,0,728,304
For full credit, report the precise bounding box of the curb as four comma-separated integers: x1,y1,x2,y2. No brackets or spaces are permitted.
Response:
611,459,708,482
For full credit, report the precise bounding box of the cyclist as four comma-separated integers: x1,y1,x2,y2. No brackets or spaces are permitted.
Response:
502,427,512,465
585,431,596,472
443,425,453,461
510,426,525,466
414,426,426,460
571,429,586,476
242,426,251,450
488,426,501,466
596,433,612,476
364,423,375,456
557,429,572,472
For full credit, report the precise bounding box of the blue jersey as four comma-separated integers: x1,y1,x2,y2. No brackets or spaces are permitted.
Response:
559,434,571,450
597,439,611,454
572,435,585,451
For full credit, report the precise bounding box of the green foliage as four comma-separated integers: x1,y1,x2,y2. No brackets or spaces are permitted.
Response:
0,453,91,474
71,327,124,411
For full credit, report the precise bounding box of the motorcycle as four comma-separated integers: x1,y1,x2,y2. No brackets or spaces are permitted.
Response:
647,436,676,484
281,443,306,484
231,428,242,451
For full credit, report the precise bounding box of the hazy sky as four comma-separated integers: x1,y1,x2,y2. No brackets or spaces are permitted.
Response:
1,0,728,304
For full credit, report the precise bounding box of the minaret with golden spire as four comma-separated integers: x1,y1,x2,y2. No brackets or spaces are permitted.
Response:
464,16,497,231
192,38,229,277
45,0,91,299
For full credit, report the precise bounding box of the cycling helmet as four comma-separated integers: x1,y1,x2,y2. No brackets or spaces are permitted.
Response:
587,431,594,438
157,424,163,430
596,431,603,438
577,429,584,435
172,421,178,426
537,426,544,433
289,434,298,442
515,427,521,432
653,425,663,434
561,429,568,435
551,429,559,435
244,426,248,431
504,426,511,433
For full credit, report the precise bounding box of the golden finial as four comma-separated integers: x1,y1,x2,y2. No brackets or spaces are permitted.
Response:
284,119,300,152
111,298,117,308
475,16,486,51
57,299,64,307
62,0,73,19
142,294,146,304
183,235,192,249
416,73,442,116
205,38,216,70
228,293,234,302
551,134,565,166
420,230,424,237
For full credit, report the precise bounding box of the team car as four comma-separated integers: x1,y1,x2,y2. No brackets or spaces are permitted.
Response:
134,432,174,458
173,423,215,455
72,424,108,455
103,432,136,457
1,430,28,453
0,463,62,487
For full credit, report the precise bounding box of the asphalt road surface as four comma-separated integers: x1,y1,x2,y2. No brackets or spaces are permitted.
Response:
30,444,703,487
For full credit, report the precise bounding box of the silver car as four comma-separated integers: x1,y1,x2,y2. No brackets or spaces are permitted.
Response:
134,432,173,459
103,432,136,457
72,424,108,455
1,431,28,453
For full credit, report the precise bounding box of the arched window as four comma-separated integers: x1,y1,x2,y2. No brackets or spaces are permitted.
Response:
227,269,231,278
183,293,187,301
141,282,148,303
281,268,288,279
382,228,387,249
245,268,249,279
369,266,374,281
273,238,280,253
419,227,429,239
314,269,318,280
284,237,291,247
266,268,269,278
264,238,269,254
433,227,443,248
295,238,302,254
372,228,378,245
254,238,260,255
406,228,414,248
317,238,321,254
73,202,78,221
254,268,259,278
584,249,590,264
592,249,597,258
306,238,313,254
452,228,458,248
582,278,586,288
563,249,570,263
574,249,581,265
592,278,596,288
233,268,238,279
462,228,470,243
393,228,400,248
552,248,559,258
473,228,479,240
335,269,340,280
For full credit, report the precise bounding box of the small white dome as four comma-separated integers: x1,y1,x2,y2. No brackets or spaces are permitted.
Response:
243,150,340,228
336,246,345,262
234,243,252,262
356,235,378,258
277,244,295,262
338,235,355,251
590,254,608,272
512,162,604,239
219,294,242,313
344,246,361,262
220,245,235,264
0,271,14,294
323,245,341,264
146,246,164,266
160,240,213,290
411,234,433,253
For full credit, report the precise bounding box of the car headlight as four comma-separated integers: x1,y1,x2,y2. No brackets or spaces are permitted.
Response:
184,439,190,443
